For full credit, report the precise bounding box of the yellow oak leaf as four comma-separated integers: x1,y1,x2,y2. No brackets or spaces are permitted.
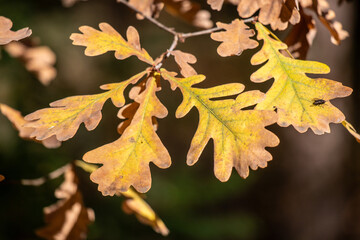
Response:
70,23,154,65
83,73,171,195
36,165,94,240
0,16,32,45
210,19,258,57
0,104,61,148
160,69,279,181
252,23,352,134
24,70,148,142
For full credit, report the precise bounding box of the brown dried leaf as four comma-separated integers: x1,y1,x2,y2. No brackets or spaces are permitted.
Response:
0,104,61,149
36,165,94,240
123,0,164,20
163,0,213,28
237,0,301,30
211,19,258,57
285,7,316,59
0,16,32,45
170,50,197,77
5,42,57,86
207,0,224,11
121,189,169,236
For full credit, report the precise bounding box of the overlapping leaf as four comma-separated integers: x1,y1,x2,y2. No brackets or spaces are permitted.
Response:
170,50,197,77
36,165,94,240
83,73,171,195
24,70,148,142
252,23,352,134
161,69,279,181
0,16,32,45
70,23,154,65
0,104,61,148
210,19,258,57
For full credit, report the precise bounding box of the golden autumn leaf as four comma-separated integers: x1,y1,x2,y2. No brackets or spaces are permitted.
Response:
24,70,148,142
0,104,61,148
170,50,197,77
160,69,279,181
36,165,94,240
210,19,258,57
252,23,352,134
0,16,32,45
70,23,154,65
5,41,57,86
285,7,316,59
83,73,171,195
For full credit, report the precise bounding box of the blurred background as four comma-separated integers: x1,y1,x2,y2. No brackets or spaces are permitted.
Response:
0,0,359,239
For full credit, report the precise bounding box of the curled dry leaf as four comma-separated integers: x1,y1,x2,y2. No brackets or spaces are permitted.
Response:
24,70,148,142
161,69,279,181
252,23,352,134
163,0,213,29
83,73,171,195
36,165,94,240
121,189,169,236
70,23,154,65
342,121,360,143
210,19,258,57
62,0,88,7
284,7,316,59
170,50,197,77
0,16,32,45
0,104,60,148
5,42,57,86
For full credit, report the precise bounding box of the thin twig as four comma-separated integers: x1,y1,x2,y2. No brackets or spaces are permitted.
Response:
155,35,179,70
117,0,178,36
180,27,222,39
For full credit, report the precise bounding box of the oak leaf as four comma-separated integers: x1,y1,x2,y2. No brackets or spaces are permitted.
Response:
252,23,352,134
170,50,197,77
5,42,57,86
161,69,279,181
70,23,154,65
0,16,32,45
124,0,164,20
342,121,360,143
83,73,171,195
0,104,61,148
210,19,258,57
36,165,94,240
24,70,148,142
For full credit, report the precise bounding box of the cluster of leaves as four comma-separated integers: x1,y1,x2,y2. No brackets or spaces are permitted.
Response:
1,0,359,238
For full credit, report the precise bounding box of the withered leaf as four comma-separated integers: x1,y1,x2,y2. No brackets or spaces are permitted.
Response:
83,73,171,194
0,104,61,149
210,19,258,57
170,50,197,77
70,23,154,65
285,7,316,59
5,42,57,86
0,16,32,45
36,165,94,240
125,0,164,20
24,70,148,142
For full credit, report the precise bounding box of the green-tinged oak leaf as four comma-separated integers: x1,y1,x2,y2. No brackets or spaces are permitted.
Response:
70,23,154,65
210,19,258,57
0,104,61,148
83,73,171,195
24,71,148,142
160,69,279,181
252,23,352,134
0,16,32,45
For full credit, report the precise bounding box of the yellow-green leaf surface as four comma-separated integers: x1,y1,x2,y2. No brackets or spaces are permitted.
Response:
24,71,148,141
252,22,352,134
83,73,170,195
70,23,154,65
161,69,279,181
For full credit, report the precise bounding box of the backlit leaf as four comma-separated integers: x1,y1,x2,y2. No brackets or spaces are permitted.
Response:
0,16,32,45
83,73,171,195
36,165,94,240
24,70,148,142
161,69,279,181
70,23,154,65
252,23,352,134
210,19,258,57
